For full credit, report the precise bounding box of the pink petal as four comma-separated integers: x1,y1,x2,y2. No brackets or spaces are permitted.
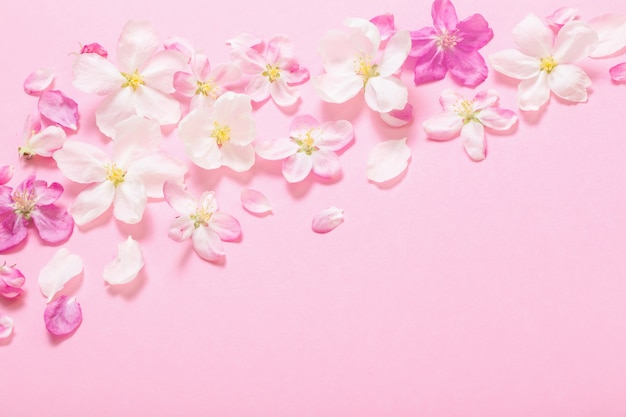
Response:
103,236,145,285
312,150,341,178
411,42,447,85
241,189,272,214
512,14,554,58
116,20,159,72
0,214,28,252
488,49,540,80
163,36,194,61
471,90,499,110
423,112,463,140
0,165,14,185
255,137,298,160
431,0,458,32
518,72,551,111
380,103,413,127
31,204,74,244
589,13,626,58
0,315,14,339
163,181,197,217
317,120,354,151
192,226,225,262
283,153,313,183
168,216,195,242
553,21,598,64
548,64,591,103
24,68,54,95
20,125,67,158
192,53,211,81
281,61,310,85
37,91,79,130
245,74,271,102
370,13,396,41
444,50,489,87
0,264,25,299
364,76,408,113
226,32,265,51
366,138,411,183
312,207,344,234
38,248,83,303
477,107,518,131
44,296,82,336
461,122,486,161
209,212,241,241
610,62,626,82
546,7,579,29
455,13,493,50
290,114,320,134
80,42,108,57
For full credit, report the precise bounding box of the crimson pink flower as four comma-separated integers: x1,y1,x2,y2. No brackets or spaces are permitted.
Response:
0,175,74,252
410,0,493,87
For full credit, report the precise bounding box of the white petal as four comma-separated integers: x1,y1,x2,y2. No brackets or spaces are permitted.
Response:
553,21,599,63
133,86,181,126
24,68,54,95
318,30,360,74
126,154,186,198
95,88,136,138
518,72,551,111
476,108,518,131
364,76,408,113
312,207,344,233
270,80,299,107
113,180,147,224
141,50,186,93
548,65,591,103
70,181,116,225
366,138,411,183
312,150,341,179
380,104,413,127
0,315,13,339
377,30,411,76
111,115,162,166
423,112,463,140
117,20,159,72
489,49,540,80
179,109,222,170
241,189,272,214
72,53,124,95
163,181,197,216
589,13,626,58
313,73,363,104
53,141,108,183
103,236,145,285
461,122,486,161
38,248,83,303
345,18,380,52
512,14,554,58
22,126,66,158
220,142,255,172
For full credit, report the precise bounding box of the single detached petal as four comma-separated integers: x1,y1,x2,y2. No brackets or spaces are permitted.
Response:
380,103,413,127
24,68,54,95
610,62,626,82
460,122,486,161
31,204,74,244
370,13,396,41
44,296,82,336
37,91,79,130
518,72,551,111
548,64,591,103
0,264,25,299
546,7,579,29
589,13,626,58
366,138,411,183
552,21,598,63
38,248,83,303
0,315,13,339
512,14,554,58
312,207,344,234
423,111,463,140
19,126,67,158
103,236,145,285
488,49,540,80
0,165,14,185
241,189,272,214
192,226,225,262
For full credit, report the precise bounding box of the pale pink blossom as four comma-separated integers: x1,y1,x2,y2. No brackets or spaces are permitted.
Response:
0,315,13,339
232,34,310,107
0,263,25,299
589,14,626,58
38,248,83,303
423,89,517,161
72,20,186,137
163,181,241,262
103,236,144,285
44,296,82,336
54,116,187,225
0,165,14,185
38,90,79,130
546,7,579,30
489,15,598,111
366,138,411,183
0,175,74,252
226,32,264,52
241,189,272,214
256,114,353,183
314,18,411,114
23,68,54,95
18,114,66,159
178,92,256,172
312,207,344,233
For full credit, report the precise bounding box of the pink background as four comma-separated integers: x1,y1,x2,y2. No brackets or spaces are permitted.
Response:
2,0,626,415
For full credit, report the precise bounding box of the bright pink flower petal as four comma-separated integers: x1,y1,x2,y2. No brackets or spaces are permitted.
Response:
95,88,136,138
103,236,145,285
20,125,66,158
209,212,241,241
283,153,313,183
24,68,54,95
0,315,13,339
31,204,74,244
281,62,310,85
518,72,551,111
0,165,14,185
44,296,82,336
423,112,463,140
37,91,79,130
192,226,225,262
255,137,298,160
364,76,408,113
312,207,344,234
488,49,540,80
241,189,272,214
318,120,354,151
312,150,341,179
553,21,598,64
548,65,591,103
72,53,124,95
80,42,108,57
546,7,579,29
313,73,363,104
0,264,25,299
269,79,299,107
220,143,255,172
610,62,626,82
380,103,413,127
377,30,411,77
445,50,489,87
38,248,83,302
117,20,159,72
411,42,447,85
0,214,28,252
113,179,147,224
70,181,115,226
31,178,63,205
512,14,554,58
370,13,396,41
461,122,486,161
589,13,626,58
455,13,493,50
477,108,518,131
366,138,411,183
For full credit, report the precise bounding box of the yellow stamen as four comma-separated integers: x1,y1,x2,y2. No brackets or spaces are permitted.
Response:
294,129,319,155
12,189,36,219
121,70,145,91
354,56,380,85
211,122,231,146
196,80,218,98
540,56,558,73
105,163,126,186
454,99,478,124
262,64,281,82
190,207,212,228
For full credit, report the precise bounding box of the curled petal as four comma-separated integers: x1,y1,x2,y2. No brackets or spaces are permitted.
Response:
380,103,413,127
589,13,626,58
312,207,344,234
24,68,54,95
546,7,579,29
38,90,79,130
461,122,486,161
423,112,463,140
241,189,272,214
366,138,411,183
103,236,145,285
370,13,396,41
548,64,591,103
610,62,626,82
38,248,83,303
0,315,13,339
44,296,82,336
0,165,14,185
192,226,225,262
518,72,550,111
0,264,25,299
80,43,108,57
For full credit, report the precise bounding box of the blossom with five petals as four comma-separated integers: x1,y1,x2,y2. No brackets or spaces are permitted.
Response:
178,92,256,172
53,116,187,225
313,18,411,114
72,20,186,137
489,14,598,111
410,0,493,87
256,114,354,183
163,181,241,262
423,89,517,161
0,175,74,252
231,35,310,107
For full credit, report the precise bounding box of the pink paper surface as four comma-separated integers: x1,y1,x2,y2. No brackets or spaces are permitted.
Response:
1,0,626,416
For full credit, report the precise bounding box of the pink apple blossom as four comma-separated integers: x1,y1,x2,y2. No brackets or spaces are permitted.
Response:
0,175,74,252
37,90,79,130
255,114,353,183
0,263,25,299
489,15,598,111
72,20,186,137
423,89,517,161
409,0,493,87
163,181,241,262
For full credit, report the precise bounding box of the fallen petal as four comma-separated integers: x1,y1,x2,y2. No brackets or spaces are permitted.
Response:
546,7,579,29
366,138,411,183
610,62,626,82
0,263,25,299
241,189,272,214
589,13,626,58
0,165,14,185
38,90,79,130
0,315,13,339
24,68,54,95
38,248,83,302
312,207,344,233
44,296,82,336
103,236,145,285
80,43,108,58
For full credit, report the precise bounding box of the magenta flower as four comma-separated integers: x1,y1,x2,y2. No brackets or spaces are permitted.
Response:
0,263,25,299
410,0,493,87
0,175,74,252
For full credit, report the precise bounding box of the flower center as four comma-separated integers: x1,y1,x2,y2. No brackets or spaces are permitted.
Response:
196,80,219,98
262,64,281,82
437,31,458,50
105,163,126,186
354,56,379,85
294,129,319,155
12,189,36,219
539,56,558,73
121,70,145,91
454,99,478,124
190,207,212,228
211,122,231,146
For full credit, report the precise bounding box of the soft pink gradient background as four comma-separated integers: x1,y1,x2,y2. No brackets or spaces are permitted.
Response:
2,0,626,415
